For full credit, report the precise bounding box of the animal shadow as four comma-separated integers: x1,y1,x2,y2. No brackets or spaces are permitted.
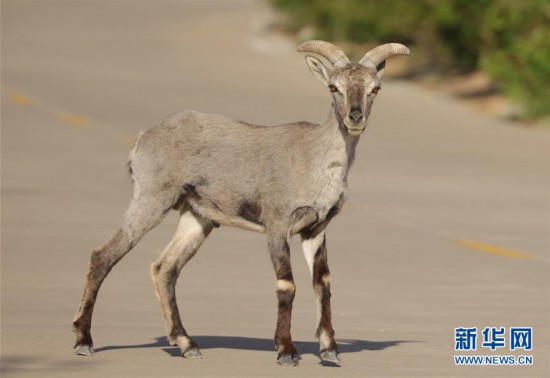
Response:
95,335,416,358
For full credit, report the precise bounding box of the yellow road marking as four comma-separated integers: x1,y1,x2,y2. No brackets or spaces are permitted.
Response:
59,113,92,127
8,93,32,106
454,240,533,259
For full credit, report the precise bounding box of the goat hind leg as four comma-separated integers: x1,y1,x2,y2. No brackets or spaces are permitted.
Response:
150,209,213,358
72,196,171,355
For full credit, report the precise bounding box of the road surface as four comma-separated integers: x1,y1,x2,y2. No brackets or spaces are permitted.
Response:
2,1,548,377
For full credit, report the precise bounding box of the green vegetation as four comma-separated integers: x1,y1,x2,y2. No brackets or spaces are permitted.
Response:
273,0,550,120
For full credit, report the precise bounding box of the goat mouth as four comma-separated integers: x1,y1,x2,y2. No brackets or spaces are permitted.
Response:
346,126,365,136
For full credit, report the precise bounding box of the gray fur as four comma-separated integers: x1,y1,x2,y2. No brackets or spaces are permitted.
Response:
72,40,409,365
129,109,350,235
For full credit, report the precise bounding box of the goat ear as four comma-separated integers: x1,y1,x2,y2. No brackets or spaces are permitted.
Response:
376,61,386,79
305,55,332,85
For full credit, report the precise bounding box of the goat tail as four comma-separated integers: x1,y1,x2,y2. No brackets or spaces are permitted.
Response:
126,129,146,183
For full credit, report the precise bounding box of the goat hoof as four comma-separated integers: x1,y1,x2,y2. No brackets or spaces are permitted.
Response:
183,347,202,359
277,353,300,366
74,344,95,356
320,350,340,364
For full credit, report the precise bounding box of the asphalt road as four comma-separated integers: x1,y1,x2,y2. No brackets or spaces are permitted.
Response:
1,1,549,377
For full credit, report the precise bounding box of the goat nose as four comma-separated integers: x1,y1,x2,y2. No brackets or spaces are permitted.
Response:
349,110,364,123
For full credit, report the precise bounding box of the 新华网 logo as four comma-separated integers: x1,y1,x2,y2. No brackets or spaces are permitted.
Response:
454,326,533,366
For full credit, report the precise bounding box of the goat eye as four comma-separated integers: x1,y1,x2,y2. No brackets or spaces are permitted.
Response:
328,84,339,93
371,86,381,95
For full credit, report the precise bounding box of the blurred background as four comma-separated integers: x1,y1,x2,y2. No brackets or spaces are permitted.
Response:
273,0,550,122
1,1,549,377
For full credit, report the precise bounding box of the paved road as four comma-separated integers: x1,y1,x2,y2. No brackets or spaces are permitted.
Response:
2,1,548,377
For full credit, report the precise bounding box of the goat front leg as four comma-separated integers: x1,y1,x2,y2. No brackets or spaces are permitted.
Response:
268,235,299,366
301,230,340,363
150,209,213,358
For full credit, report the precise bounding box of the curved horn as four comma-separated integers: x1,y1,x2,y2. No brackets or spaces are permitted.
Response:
359,43,410,68
298,40,350,68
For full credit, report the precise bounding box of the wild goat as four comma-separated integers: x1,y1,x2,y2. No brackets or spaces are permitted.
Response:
72,40,410,365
